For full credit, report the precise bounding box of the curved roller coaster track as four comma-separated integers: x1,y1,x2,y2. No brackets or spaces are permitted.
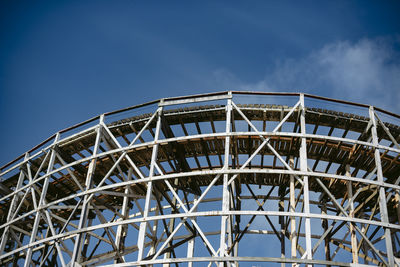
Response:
0,91,399,266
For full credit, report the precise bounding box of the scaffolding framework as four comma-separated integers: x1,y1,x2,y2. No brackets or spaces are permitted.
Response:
0,91,399,266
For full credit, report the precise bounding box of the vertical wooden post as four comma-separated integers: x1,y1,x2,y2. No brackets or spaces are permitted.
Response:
321,199,331,265
359,213,369,265
71,116,103,265
137,107,163,261
289,156,297,264
299,94,312,265
219,93,232,267
369,106,394,266
279,184,285,267
346,164,358,264
187,195,198,267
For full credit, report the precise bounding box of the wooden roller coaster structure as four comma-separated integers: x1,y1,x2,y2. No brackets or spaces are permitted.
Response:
0,91,399,266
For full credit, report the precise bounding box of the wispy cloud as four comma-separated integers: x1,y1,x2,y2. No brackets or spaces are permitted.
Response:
213,37,400,113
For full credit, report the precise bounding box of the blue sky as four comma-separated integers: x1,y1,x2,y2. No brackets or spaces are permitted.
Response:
1,0,400,165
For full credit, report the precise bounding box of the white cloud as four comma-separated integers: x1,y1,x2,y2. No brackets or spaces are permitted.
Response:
213,38,400,113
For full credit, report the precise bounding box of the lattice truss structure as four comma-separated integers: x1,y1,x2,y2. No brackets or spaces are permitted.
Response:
0,91,400,267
